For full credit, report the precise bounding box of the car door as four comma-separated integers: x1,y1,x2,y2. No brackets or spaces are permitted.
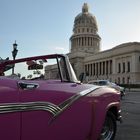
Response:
18,81,92,140
18,81,51,140
0,79,20,140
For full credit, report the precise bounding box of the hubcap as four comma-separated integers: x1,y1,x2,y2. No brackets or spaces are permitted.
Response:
100,117,114,140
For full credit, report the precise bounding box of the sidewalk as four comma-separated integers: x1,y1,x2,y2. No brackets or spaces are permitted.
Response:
125,88,140,92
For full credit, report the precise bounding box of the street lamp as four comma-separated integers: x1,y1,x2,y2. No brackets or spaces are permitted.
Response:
12,41,18,74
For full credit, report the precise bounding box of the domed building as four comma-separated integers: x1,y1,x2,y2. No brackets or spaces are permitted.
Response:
70,3,101,54
68,3,140,84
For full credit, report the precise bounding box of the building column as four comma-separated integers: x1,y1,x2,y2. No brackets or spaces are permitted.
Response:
94,63,96,77
76,38,78,46
89,64,91,76
104,61,106,75
98,62,100,75
89,37,91,46
77,38,79,46
81,37,83,46
106,61,108,75
85,37,87,46
92,38,94,46
85,37,88,46
108,60,110,74
80,37,82,46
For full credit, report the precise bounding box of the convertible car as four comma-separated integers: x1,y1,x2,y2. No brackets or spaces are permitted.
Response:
0,54,122,140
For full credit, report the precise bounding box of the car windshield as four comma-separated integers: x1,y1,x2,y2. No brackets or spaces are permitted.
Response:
98,81,108,86
0,54,78,82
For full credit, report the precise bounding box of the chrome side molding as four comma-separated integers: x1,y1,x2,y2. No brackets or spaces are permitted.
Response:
0,102,61,116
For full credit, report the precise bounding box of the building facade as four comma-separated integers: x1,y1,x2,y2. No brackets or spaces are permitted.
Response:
68,3,140,84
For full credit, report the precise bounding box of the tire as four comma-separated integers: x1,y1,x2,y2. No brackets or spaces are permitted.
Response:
98,111,117,140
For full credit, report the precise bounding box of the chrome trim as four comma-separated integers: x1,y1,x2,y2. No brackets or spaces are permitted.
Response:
18,82,39,90
117,109,123,123
0,102,61,116
64,55,79,83
50,86,100,122
0,86,100,124
79,86,100,96
59,86,100,109
58,86,99,110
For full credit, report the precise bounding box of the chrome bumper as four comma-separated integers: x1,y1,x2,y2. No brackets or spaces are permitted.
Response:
117,110,123,123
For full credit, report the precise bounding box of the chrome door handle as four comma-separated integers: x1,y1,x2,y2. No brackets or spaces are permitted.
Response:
18,82,39,90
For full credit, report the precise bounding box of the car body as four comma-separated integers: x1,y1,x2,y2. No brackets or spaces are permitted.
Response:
0,54,122,140
88,80,125,98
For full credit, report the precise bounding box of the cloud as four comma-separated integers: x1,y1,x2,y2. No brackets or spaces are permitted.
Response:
54,47,65,51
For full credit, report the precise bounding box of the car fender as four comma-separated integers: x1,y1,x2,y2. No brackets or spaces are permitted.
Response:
87,93,120,140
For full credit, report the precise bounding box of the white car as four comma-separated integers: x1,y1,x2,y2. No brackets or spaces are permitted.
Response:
88,80,125,98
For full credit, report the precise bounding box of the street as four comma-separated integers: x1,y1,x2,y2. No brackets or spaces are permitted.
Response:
115,91,140,140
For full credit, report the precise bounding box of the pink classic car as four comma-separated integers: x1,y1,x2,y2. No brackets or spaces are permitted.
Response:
0,54,122,140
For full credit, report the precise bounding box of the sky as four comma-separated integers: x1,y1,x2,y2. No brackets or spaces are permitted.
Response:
0,0,140,59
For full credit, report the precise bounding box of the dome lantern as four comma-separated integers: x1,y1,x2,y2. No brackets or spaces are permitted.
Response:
82,3,89,13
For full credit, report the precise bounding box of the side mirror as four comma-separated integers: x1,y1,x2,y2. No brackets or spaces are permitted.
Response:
79,72,85,83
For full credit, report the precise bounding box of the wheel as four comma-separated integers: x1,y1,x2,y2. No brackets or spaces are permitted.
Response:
99,111,117,140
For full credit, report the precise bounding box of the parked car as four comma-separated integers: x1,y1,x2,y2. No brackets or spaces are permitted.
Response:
0,54,122,140
88,80,125,98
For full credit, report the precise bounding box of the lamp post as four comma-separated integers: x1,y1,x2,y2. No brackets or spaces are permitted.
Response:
12,41,18,75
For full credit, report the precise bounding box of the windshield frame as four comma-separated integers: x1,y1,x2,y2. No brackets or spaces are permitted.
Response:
0,54,78,83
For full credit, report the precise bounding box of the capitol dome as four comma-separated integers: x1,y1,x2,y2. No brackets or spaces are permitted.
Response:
70,3,101,54
73,3,98,33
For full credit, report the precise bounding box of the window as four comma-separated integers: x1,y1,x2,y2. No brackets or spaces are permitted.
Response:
85,65,87,74
122,77,125,84
127,61,130,72
99,81,107,86
99,62,101,75
78,29,80,33
96,63,98,76
103,62,105,75
122,62,125,73
106,61,108,74
118,63,121,73
118,77,120,84
110,60,112,74
90,64,92,76
88,64,90,75
127,77,130,84
93,63,95,75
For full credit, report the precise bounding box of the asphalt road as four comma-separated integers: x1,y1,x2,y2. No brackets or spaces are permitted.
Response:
115,91,140,140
